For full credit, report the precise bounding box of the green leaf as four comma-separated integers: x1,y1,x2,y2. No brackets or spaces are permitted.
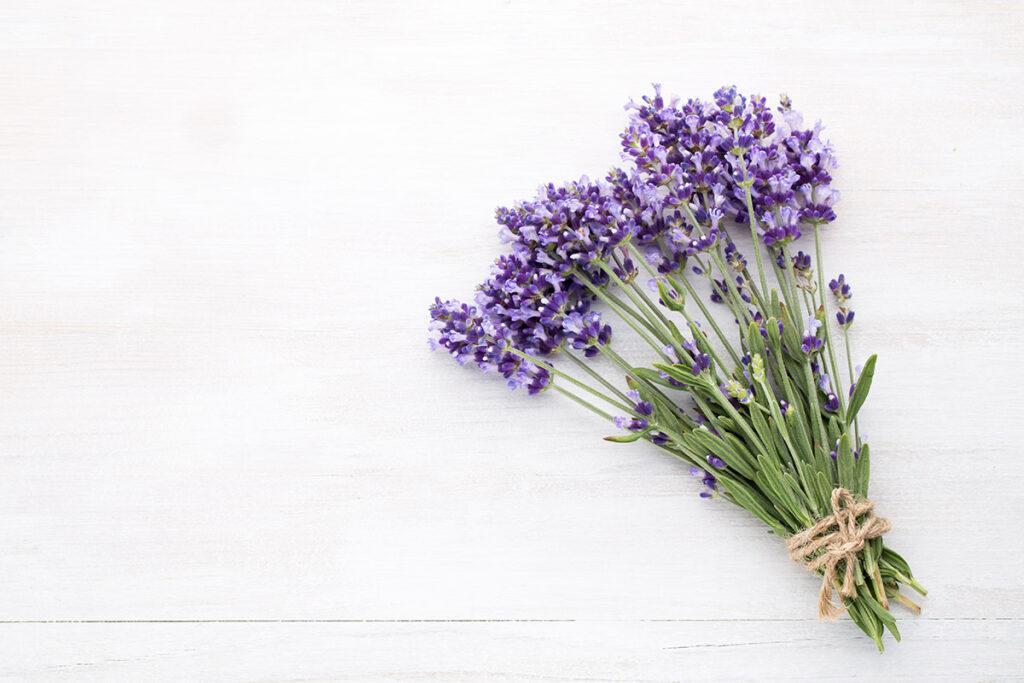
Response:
880,548,913,577
846,354,877,425
855,442,870,497
753,470,801,530
716,416,736,432
755,454,810,527
652,362,701,387
604,428,652,443
716,473,790,536
837,433,855,490
746,321,765,356
847,595,885,652
632,367,682,389
749,397,779,460
689,429,756,480
857,584,899,632
781,317,803,357
766,315,782,349
664,319,688,351
814,470,835,512
827,416,842,445
788,402,814,463
722,433,759,476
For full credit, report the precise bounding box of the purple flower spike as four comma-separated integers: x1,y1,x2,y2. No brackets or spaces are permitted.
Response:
614,415,649,431
564,311,612,357
760,206,802,247
801,315,823,355
429,297,553,396
526,368,551,395
792,250,811,275
690,465,719,498
690,352,711,375
829,273,852,301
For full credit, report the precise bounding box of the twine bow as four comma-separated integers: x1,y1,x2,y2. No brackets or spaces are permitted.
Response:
786,487,891,619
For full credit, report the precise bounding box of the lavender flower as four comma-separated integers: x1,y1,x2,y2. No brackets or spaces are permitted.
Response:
801,315,823,354
429,298,550,393
829,273,855,328
621,84,841,251
760,206,802,247
682,339,711,375
829,274,852,301
614,390,655,432
689,465,718,498
792,250,811,274
496,176,635,285
563,311,612,357
779,399,793,418
724,239,748,272
614,415,649,431
819,373,840,413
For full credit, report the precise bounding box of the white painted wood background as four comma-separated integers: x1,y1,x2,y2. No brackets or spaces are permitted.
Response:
1,0,1022,680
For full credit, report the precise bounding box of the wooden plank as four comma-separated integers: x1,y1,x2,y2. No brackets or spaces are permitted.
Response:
0,0,1022,678
1,620,1022,681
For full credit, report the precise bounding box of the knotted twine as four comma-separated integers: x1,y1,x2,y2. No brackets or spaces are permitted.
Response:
786,487,891,620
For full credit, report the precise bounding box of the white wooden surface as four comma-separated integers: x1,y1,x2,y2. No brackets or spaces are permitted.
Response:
1,1,1023,680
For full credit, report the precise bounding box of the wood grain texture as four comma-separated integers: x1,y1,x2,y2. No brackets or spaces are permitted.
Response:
1,0,1022,679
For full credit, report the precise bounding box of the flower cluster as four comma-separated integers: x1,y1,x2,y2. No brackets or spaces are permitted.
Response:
615,85,840,256
428,297,551,394
496,177,634,279
830,273,855,327
429,86,922,648
431,177,633,393
801,315,824,354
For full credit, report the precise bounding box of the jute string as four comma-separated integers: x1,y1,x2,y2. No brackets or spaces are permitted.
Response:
786,487,891,619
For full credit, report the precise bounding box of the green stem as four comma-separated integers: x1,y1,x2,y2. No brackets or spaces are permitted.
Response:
552,384,614,421
800,287,815,317
564,349,632,405
737,156,770,297
705,385,767,456
668,272,742,368
628,278,685,356
842,327,861,446
780,244,810,333
755,372,811,495
772,258,803,336
575,272,672,361
801,359,829,452
604,288,662,336
813,224,847,419
696,190,767,311
599,345,691,447
620,242,732,372
679,204,753,327
596,260,672,340
506,347,632,414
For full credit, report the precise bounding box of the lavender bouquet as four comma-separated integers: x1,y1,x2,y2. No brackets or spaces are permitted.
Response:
429,86,925,650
